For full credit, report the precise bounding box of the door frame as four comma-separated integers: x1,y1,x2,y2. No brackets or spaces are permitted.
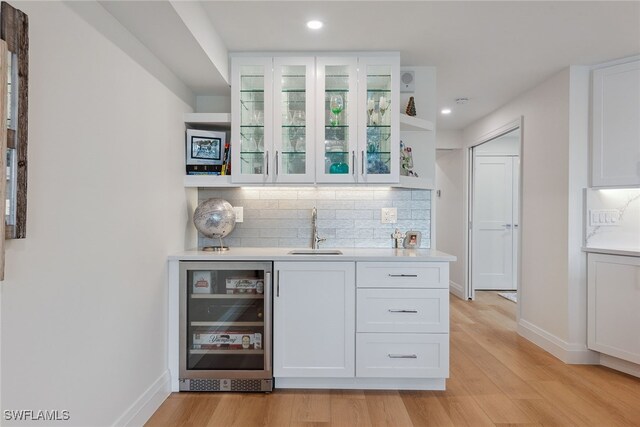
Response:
464,117,523,318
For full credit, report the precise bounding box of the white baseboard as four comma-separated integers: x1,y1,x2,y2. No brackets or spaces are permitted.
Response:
275,377,446,390
112,370,171,427
600,354,640,378
517,319,600,364
449,280,464,300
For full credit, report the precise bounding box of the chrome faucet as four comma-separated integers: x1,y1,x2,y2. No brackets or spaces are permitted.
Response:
311,207,326,249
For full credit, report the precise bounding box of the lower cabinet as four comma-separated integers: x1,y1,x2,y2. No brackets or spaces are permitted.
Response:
588,253,640,364
273,261,355,377
273,260,450,389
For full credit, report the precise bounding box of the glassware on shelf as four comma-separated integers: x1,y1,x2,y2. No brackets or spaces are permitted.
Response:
378,96,389,125
252,110,264,126
367,98,375,125
329,94,344,126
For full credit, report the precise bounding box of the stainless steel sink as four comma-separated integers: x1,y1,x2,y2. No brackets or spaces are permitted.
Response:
288,249,343,255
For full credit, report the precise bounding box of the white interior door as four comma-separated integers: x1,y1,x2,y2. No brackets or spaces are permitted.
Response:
472,156,517,291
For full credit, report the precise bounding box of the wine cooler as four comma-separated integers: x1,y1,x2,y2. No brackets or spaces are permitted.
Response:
179,261,273,392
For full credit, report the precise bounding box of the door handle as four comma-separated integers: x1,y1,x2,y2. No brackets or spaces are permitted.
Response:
388,274,418,278
361,150,365,175
275,151,279,175
503,224,512,229
388,309,418,313
388,354,417,359
265,151,269,176
352,151,355,175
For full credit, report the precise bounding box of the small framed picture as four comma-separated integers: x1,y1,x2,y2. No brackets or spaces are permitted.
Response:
403,230,421,249
186,129,227,174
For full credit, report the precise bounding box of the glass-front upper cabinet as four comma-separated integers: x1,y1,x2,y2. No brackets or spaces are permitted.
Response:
231,57,273,184
358,56,400,183
315,57,358,184
273,57,315,183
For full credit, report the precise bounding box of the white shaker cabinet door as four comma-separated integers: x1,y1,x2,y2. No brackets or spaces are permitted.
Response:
273,261,356,377
588,253,640,364
592,60,640,187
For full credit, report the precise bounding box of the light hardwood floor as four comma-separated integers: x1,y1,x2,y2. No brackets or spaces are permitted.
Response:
146,292,640,426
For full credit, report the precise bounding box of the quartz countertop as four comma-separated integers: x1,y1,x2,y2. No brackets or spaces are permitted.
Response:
169,247,456,262
582,246,640,258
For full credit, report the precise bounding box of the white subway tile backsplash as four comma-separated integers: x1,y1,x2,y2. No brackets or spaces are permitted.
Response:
298,190,335,200
259,209,299,219
197,187,431,249
278,199,317,209
335,210,374,220
260,190,298,200
316,200,356,209
335,190,374,200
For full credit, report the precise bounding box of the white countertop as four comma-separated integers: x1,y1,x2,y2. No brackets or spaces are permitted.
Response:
169,247,457,262
582,246,640,257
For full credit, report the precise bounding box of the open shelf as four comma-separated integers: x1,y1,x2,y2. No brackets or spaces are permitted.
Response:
191,294,265,300
184,113,231,127
191,321,264,327
400,113,434,131
189,349,264,355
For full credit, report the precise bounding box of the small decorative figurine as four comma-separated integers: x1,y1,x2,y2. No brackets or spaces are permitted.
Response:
405,96,417,116
400,140,418,177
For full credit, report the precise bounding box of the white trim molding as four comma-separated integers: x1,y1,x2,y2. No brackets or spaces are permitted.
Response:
112,371,171,427
600,354,640,378
449,280,464,300
518,319,600,364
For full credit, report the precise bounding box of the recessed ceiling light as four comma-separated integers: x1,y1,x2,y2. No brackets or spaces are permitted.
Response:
307,20,323,30
441,108,452,115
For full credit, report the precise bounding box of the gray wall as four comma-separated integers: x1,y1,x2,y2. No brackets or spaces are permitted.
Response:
198,187,431,249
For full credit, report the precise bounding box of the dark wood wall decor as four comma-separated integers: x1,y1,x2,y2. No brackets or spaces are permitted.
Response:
1,1,28,240
0,39,7,279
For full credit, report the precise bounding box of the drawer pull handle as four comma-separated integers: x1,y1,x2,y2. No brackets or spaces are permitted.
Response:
388,274,418,278
388,309,418,313
388,354,417,359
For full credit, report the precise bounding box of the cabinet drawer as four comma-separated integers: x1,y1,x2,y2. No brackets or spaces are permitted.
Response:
357,289,448,333
356,333,449,378
356,262,448,288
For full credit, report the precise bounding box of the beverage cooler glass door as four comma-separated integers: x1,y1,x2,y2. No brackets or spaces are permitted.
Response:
179,261,272,382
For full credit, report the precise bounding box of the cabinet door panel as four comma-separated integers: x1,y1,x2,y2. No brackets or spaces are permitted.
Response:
273,57,315,183
231,57,273,183
274,262,355,377
315,58,358,183
356,333,448,378
357,288,449,333
358,56,400,183
592,60,640,187
588,254,640,364
357,262,448,288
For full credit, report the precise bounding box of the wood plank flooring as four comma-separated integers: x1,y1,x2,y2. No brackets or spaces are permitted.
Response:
145,292,640,426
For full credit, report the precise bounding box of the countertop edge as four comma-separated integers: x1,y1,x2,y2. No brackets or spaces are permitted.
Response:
582,247,640,257
168,248,457,262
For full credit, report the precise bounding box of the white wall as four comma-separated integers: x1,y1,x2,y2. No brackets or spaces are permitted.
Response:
435,149,465,293
454,67,593,362
1,3,192,426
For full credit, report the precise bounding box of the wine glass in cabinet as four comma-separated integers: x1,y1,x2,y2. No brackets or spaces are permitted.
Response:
358,56,400,183
315,57,358,183
272,57,315,183
231,57,273,184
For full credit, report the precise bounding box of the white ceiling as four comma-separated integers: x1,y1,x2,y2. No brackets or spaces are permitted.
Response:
95,1,640,130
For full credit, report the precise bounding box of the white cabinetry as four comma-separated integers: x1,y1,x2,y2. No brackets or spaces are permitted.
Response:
230,54,401,185
273,261,355,377
587,253,640,364
591,60,640,187
273,260,449,389
355,262,449,379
